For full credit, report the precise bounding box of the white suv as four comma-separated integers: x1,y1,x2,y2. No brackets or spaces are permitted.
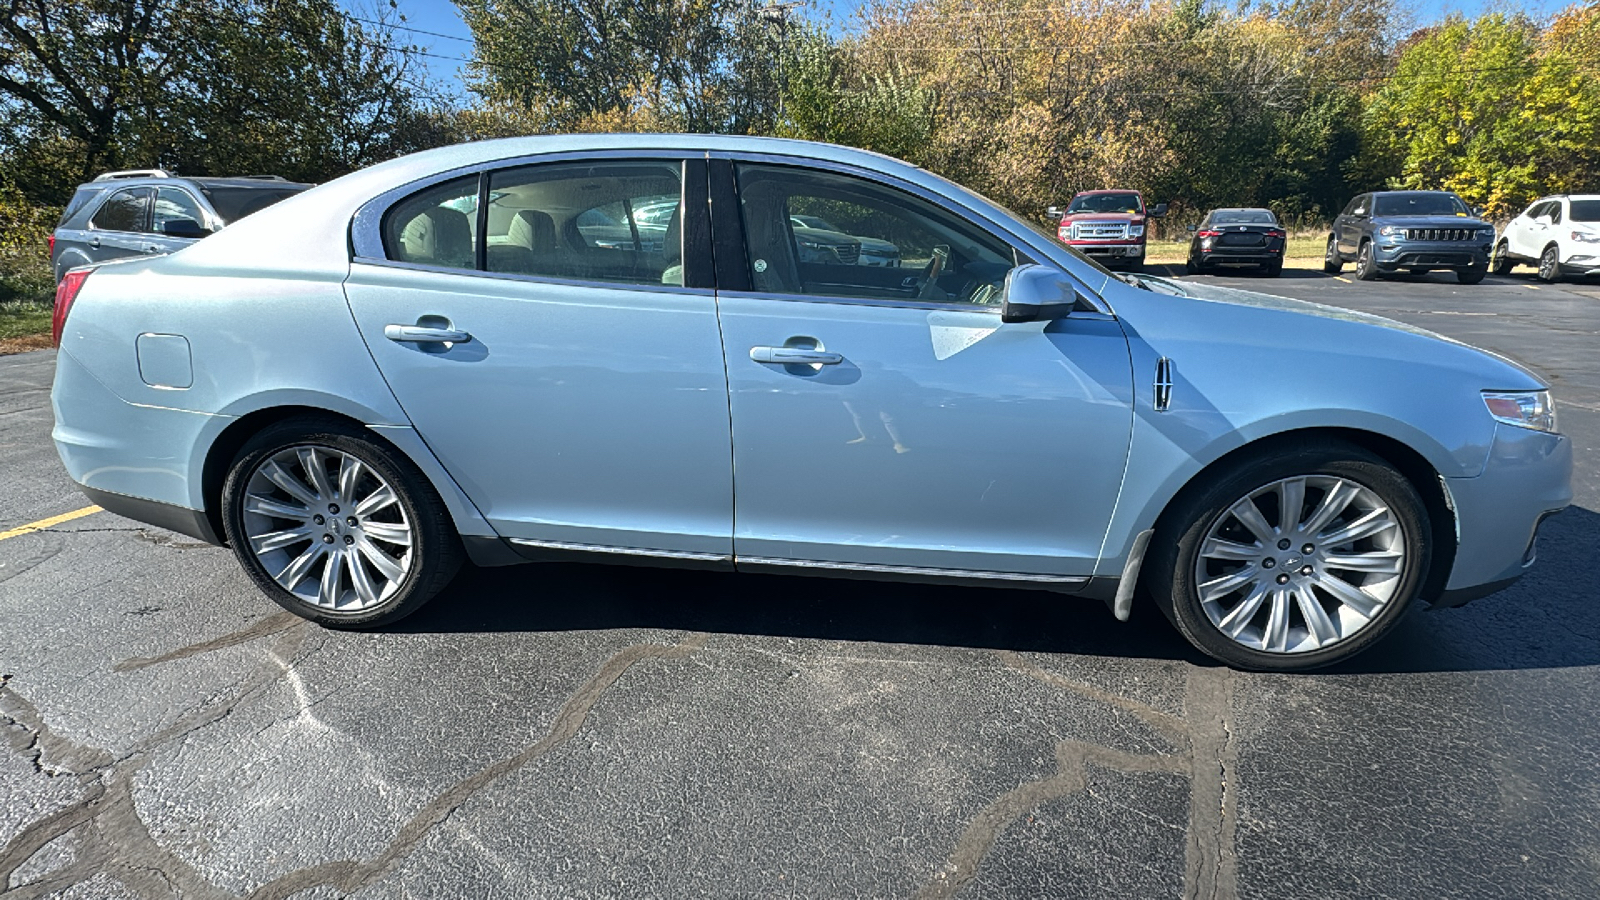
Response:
1492,194,1600,282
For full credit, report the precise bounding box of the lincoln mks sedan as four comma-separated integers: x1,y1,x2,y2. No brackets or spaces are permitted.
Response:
49,135,1572,670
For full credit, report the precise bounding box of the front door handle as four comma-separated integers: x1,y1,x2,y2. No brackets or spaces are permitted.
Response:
750,346,843,365
88,237,100,249
385,324,472,344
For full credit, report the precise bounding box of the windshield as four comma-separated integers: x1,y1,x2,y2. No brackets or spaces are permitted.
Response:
1212,209,1277,225
1067,193,1143,215
1373,192,1469,217
1570,200,1600,223
203,186,308,223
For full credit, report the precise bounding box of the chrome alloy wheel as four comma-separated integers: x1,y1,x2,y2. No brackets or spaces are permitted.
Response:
1539,246,1559,282
1194,475,1407,654
240,445,413,611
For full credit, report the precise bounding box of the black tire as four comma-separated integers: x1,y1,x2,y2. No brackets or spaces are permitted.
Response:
1322,236,1343,274
1537,244,1562,283
221,416,463,628
1456,266,1486,285
1144,440,1431,671
1185,255,1200,275
1491,240,1513,275
1354,239,1379,281
1262,261,1283,277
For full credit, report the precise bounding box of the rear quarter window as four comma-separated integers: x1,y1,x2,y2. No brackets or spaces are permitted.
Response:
58,187,104,227
202,187,308,223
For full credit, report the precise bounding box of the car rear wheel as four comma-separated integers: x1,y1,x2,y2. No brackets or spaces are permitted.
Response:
1262,261,1282,277
221,417,463,628
1146,441,1430,671
1354,240,1378,280
1185,255,1200,274
1538,245,1562,283
1491,240,1514,275
1322,236,1342,274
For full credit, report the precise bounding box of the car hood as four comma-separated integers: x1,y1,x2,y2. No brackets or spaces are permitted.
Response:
1371,215,1492,230
792,226,859,247
1063,213,1143,222
1123,275,1544,386
856,236,899,255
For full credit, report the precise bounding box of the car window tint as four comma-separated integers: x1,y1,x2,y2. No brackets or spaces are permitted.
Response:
1570,200,1600,222
1373,193,1468,216
1549,203,1563,225
203,187,306,223
89,188,150,232
1213,210,1276,225
152,188,206,234
484,161,683,286
383,176,479,271
734,163,1015,306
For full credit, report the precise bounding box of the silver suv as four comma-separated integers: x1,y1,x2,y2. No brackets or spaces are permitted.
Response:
50,169,311,282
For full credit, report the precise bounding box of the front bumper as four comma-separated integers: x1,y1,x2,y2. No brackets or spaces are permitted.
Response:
1070,242,1144,263
1375,241,1491,270
1438,422,1572,604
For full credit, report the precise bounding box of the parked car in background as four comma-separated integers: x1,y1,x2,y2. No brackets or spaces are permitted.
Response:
50,170,311,283
1051,190,1168,271
1493,194,1600,283
1185,208,1287,276
1323,190,1495,283
49,135,1570,672
790,214,901,267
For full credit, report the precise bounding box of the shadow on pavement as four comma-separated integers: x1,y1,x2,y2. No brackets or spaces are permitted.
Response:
1144,262,1332,280
399,505,1600,675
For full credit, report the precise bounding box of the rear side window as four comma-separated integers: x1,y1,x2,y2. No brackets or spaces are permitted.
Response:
89,188,151,232
203,187,306,223
58,187,104,226
382,176,479,271
152,188,207,233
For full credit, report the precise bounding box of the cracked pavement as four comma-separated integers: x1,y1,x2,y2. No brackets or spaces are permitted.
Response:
3,268,1599,897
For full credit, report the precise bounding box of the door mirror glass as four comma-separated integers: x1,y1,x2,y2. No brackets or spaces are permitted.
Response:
1046,206,1064,220
1353,207,1367,217
1148,202,1169,218
160,217,210,239
1000,265,1082,323
1186,224,1198,233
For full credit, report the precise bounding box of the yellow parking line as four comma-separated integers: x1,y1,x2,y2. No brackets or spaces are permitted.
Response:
0,506,101,542
1334,276,1351,284
1524,285,1540,290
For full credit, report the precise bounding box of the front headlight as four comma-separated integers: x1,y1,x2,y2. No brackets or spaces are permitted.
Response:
1128,224,1145,237
1571,230,1600,244
1479,228,1496,239
1483,390,1558,433
1378,225,1399,236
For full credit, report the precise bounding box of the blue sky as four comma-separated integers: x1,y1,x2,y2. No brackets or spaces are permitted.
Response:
351,0,1571,101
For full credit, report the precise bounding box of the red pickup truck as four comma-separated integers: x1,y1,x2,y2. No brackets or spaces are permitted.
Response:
1051,190,1168,271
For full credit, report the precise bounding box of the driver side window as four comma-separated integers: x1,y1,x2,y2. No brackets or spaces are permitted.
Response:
733,163,1019,305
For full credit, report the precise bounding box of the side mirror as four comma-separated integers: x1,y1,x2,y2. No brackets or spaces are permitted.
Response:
1186,224,1198,233
1354,207,1367,217
161,218,211,239
1046,206,1064,220
1000,265,1084,324
1534,214,1552,226
1471,206,1485,217
1148,202,1169,218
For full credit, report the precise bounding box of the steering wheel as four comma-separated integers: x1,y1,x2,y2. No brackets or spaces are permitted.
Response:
917,245,951,300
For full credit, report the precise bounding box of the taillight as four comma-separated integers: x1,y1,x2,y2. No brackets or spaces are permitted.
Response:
1267,229,1286,238
47,233,55,255
1198,230,1222,238
52,270,90,347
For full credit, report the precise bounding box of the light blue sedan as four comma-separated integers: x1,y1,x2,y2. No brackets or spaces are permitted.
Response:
48,135,1572,670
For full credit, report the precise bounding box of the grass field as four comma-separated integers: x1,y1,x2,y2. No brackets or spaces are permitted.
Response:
0,301,53,354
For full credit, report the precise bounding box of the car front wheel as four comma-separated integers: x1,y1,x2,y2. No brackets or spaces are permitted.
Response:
1538,245,1562,283
221,417,463,628
1146,442,1430,671
1354,240,1378,280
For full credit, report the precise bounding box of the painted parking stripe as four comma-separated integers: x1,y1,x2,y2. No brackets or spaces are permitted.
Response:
1334,277,1351,284
0,506,101,542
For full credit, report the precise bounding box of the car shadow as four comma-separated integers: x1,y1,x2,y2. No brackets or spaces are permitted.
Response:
1145,263,1332,280
398,505,1600,675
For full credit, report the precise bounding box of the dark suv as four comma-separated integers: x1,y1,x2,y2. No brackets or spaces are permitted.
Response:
1323,190,1496,284
50,169,311,282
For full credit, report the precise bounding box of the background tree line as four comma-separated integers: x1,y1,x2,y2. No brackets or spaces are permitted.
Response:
4,0,1599,306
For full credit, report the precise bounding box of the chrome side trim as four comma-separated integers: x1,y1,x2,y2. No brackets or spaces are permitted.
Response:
1112,528,1155,622
508,538,729,563
737,556,1089,584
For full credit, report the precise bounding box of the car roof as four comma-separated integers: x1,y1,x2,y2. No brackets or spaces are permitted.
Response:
77,175,313,190
1209,207,1275,213
1073,189,1141,196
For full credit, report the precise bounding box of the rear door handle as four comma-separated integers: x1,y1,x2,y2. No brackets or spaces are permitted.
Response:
749,346,842,365
385,324,472,344
88,237,100,249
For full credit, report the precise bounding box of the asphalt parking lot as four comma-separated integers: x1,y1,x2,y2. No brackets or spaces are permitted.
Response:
3,266,1598,898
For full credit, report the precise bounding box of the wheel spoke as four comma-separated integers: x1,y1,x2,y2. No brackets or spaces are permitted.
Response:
346,550,381,607
277,544,324,590
1229,498,1277,544
1312,572,1381,619
361,520,412,547
1217,582,1270,638
337,454,364,505
1264,589,1291,652
1300,481,1357,537
1200,536,1260,562
319,548,344,607
261,460,320,508
244,493,311,522
1295,588,1340,647
250,526,314,554
1323,550,1404,574
1318,507,1395,547
1199,565,1258,604
355,536,404,582
355,485,398,518
297,448,336,502
1277,477,1307,532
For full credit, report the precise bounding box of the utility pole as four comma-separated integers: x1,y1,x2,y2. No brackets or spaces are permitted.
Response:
758,1,802,125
